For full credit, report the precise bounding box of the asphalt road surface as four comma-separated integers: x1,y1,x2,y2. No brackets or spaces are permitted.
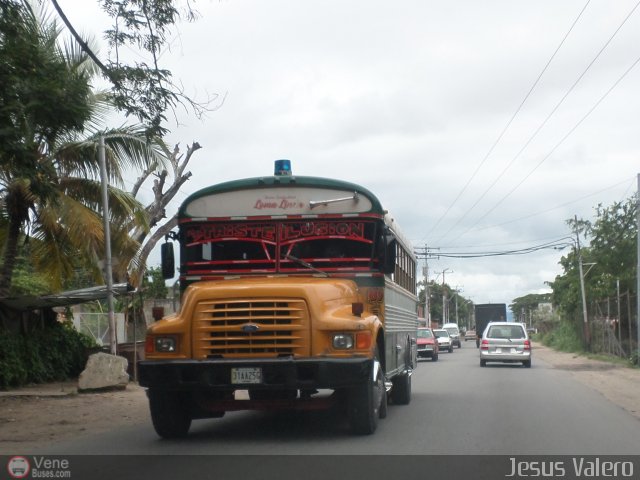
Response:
39,341,640,456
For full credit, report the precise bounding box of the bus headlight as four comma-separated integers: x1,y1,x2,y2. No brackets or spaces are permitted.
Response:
154,336,178,353
332,334,354,349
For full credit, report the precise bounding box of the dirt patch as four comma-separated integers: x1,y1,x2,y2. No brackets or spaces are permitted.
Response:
0,343,638,453
553,363,618,372
0,383,149,453
534,343,640,420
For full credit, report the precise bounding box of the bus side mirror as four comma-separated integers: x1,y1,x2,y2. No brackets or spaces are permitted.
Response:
382,234,396,274
161,242,175,279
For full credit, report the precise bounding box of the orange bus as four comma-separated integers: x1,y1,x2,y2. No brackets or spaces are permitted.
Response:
139,160,418,437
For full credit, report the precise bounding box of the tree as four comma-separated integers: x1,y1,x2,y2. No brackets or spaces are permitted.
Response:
585,199,636,297
547,196,637,344
0,0,93,295
417,280,471,326
2,1,207,296
44,0,208,286
28,123,168,291
49,0,221,136
0,0,168,294
139,266,168,300
510,293,552,324
127,140,201,287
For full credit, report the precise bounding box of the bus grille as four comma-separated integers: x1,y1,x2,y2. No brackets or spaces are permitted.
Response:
193,299,310,358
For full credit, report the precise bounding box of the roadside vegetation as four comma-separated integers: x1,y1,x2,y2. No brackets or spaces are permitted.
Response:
0,321,98,388
546,198,638,366
0,0,206,387
419,196,639,367
511,197,639,368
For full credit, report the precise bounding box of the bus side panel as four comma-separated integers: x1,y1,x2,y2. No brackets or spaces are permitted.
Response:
382,279,418,378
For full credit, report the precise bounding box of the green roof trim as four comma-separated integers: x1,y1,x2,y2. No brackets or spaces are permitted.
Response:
178,175,385,217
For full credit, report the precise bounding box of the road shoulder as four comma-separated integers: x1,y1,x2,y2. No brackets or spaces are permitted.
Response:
533,342,640,421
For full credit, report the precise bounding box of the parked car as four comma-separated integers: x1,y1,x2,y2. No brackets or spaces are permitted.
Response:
416,327,439,361
479,322,531,367
433,329,453,353
442,323,461,348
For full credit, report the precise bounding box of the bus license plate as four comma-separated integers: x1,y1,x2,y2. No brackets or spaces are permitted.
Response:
231,367,262,384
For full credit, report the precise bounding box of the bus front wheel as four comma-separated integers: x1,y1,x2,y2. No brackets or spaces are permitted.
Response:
148,389,192,439
348,348,385,435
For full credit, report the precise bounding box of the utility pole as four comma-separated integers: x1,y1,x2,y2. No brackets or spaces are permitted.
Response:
454,285,463,324
441,268,452,324
575,215,590,351
636,173,640,360
617,279,622,351
415,245,439,326
424,244,429,326
455,291,459,324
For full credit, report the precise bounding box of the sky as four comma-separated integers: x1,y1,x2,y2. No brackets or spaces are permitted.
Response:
56,0,640,307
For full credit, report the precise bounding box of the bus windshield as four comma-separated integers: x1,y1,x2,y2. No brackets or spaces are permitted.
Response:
183,219,380,275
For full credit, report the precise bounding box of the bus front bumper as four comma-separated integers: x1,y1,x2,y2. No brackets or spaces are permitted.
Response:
138,357,373,391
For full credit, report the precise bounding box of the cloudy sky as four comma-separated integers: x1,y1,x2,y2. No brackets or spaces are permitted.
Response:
58,0,640,306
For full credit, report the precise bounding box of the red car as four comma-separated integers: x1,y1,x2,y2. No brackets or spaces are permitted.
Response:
416,327,439,361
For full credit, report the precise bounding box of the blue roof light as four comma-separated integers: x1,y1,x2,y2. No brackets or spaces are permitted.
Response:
274,159,292,176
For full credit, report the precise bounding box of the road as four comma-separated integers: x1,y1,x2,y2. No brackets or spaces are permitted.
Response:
38,341,640,456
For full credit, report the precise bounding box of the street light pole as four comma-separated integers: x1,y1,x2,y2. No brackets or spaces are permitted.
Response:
99,136,116,355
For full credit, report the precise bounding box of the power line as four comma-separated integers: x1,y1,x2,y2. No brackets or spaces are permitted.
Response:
455,50,640,241
468,176,636,233
436,0,640,246
424,0,592,243
428,237,574,259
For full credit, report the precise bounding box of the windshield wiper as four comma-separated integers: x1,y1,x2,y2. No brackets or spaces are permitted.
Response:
284,254,329,277
309,192,359,209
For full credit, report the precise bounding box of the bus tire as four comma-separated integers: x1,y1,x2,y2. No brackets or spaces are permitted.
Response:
348,348,384,435
391,372,411,405
379,380,388,419
148,389,192,439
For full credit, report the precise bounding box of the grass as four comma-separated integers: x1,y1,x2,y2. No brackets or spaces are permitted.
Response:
538,322,639,369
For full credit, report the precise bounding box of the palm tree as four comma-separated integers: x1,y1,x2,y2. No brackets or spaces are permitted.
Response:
0,1,168,295
28,124,169,291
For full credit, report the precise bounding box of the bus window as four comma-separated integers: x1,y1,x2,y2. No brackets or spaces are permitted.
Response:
280,238,375,271
184,239,276,273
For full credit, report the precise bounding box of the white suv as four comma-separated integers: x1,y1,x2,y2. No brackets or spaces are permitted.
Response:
442,323,461,348
433,329,453,353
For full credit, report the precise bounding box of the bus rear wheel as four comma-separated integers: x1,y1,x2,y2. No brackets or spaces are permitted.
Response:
391,372,411,405
391,347,412,405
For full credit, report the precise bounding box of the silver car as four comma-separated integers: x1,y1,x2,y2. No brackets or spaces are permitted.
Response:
479,322,531,367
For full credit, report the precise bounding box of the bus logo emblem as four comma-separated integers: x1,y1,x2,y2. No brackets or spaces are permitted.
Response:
241,323,260,333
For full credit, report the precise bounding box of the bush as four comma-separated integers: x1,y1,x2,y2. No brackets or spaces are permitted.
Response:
0,322,98,389
541,320,583,353
629,351,640,368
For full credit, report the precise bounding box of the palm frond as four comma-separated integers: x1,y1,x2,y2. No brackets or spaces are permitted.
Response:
57,176,149,229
